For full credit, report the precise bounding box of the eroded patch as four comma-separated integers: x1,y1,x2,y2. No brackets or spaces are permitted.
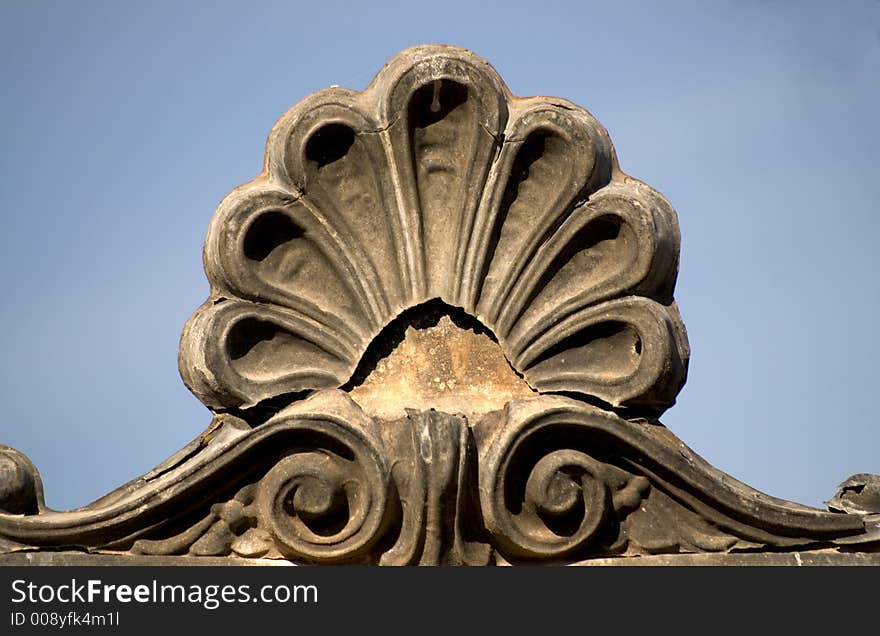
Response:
346,302,535,420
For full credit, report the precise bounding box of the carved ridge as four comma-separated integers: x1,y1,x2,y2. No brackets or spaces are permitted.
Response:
479,397,866,562
178,44,689,415
1,394,872,564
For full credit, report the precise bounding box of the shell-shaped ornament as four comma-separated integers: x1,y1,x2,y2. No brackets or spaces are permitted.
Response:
179,45,689,415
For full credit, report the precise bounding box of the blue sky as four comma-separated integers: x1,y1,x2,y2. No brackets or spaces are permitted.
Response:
1,0,878,510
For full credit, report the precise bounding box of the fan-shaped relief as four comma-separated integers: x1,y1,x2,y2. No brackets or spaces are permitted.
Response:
377,50,509,301
205,185,382,339
264,88,409,316
495,180,681,348
514,297,688,410
180,45,689,414
468,97,616,318
478,174,688,408
179,295,358,410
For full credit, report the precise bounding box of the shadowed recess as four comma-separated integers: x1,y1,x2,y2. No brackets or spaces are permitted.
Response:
408,80,470,130
238,204,360,323
524,321,642,382
225,318,345,382
243,212,304,262
227,318,279,361
305,123,356,168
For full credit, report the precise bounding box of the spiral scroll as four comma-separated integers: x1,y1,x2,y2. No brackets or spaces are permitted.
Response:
257,445,388,563
129,394,394,563
480,427,619,560
502,449,611,559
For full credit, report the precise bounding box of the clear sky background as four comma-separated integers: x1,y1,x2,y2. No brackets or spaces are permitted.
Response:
1,0,878,511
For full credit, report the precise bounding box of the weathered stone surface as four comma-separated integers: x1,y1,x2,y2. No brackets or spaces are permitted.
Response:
178,45,689,417
828,474,880,515
2,549,879,567
0,447,41,515
1,391,877,564
0,45,877,566
0,552,294,566
346,301,535,421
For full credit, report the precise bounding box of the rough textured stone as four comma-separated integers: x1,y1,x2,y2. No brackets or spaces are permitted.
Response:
2,549,879,567
177,45,688,416
347,301,535,421
828,474,880,515
0,45,876,566
0,447,41,515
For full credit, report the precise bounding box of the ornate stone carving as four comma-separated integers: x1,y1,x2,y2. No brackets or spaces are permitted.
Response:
1,45,877,565
178,45,688,416
0,391,874,564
